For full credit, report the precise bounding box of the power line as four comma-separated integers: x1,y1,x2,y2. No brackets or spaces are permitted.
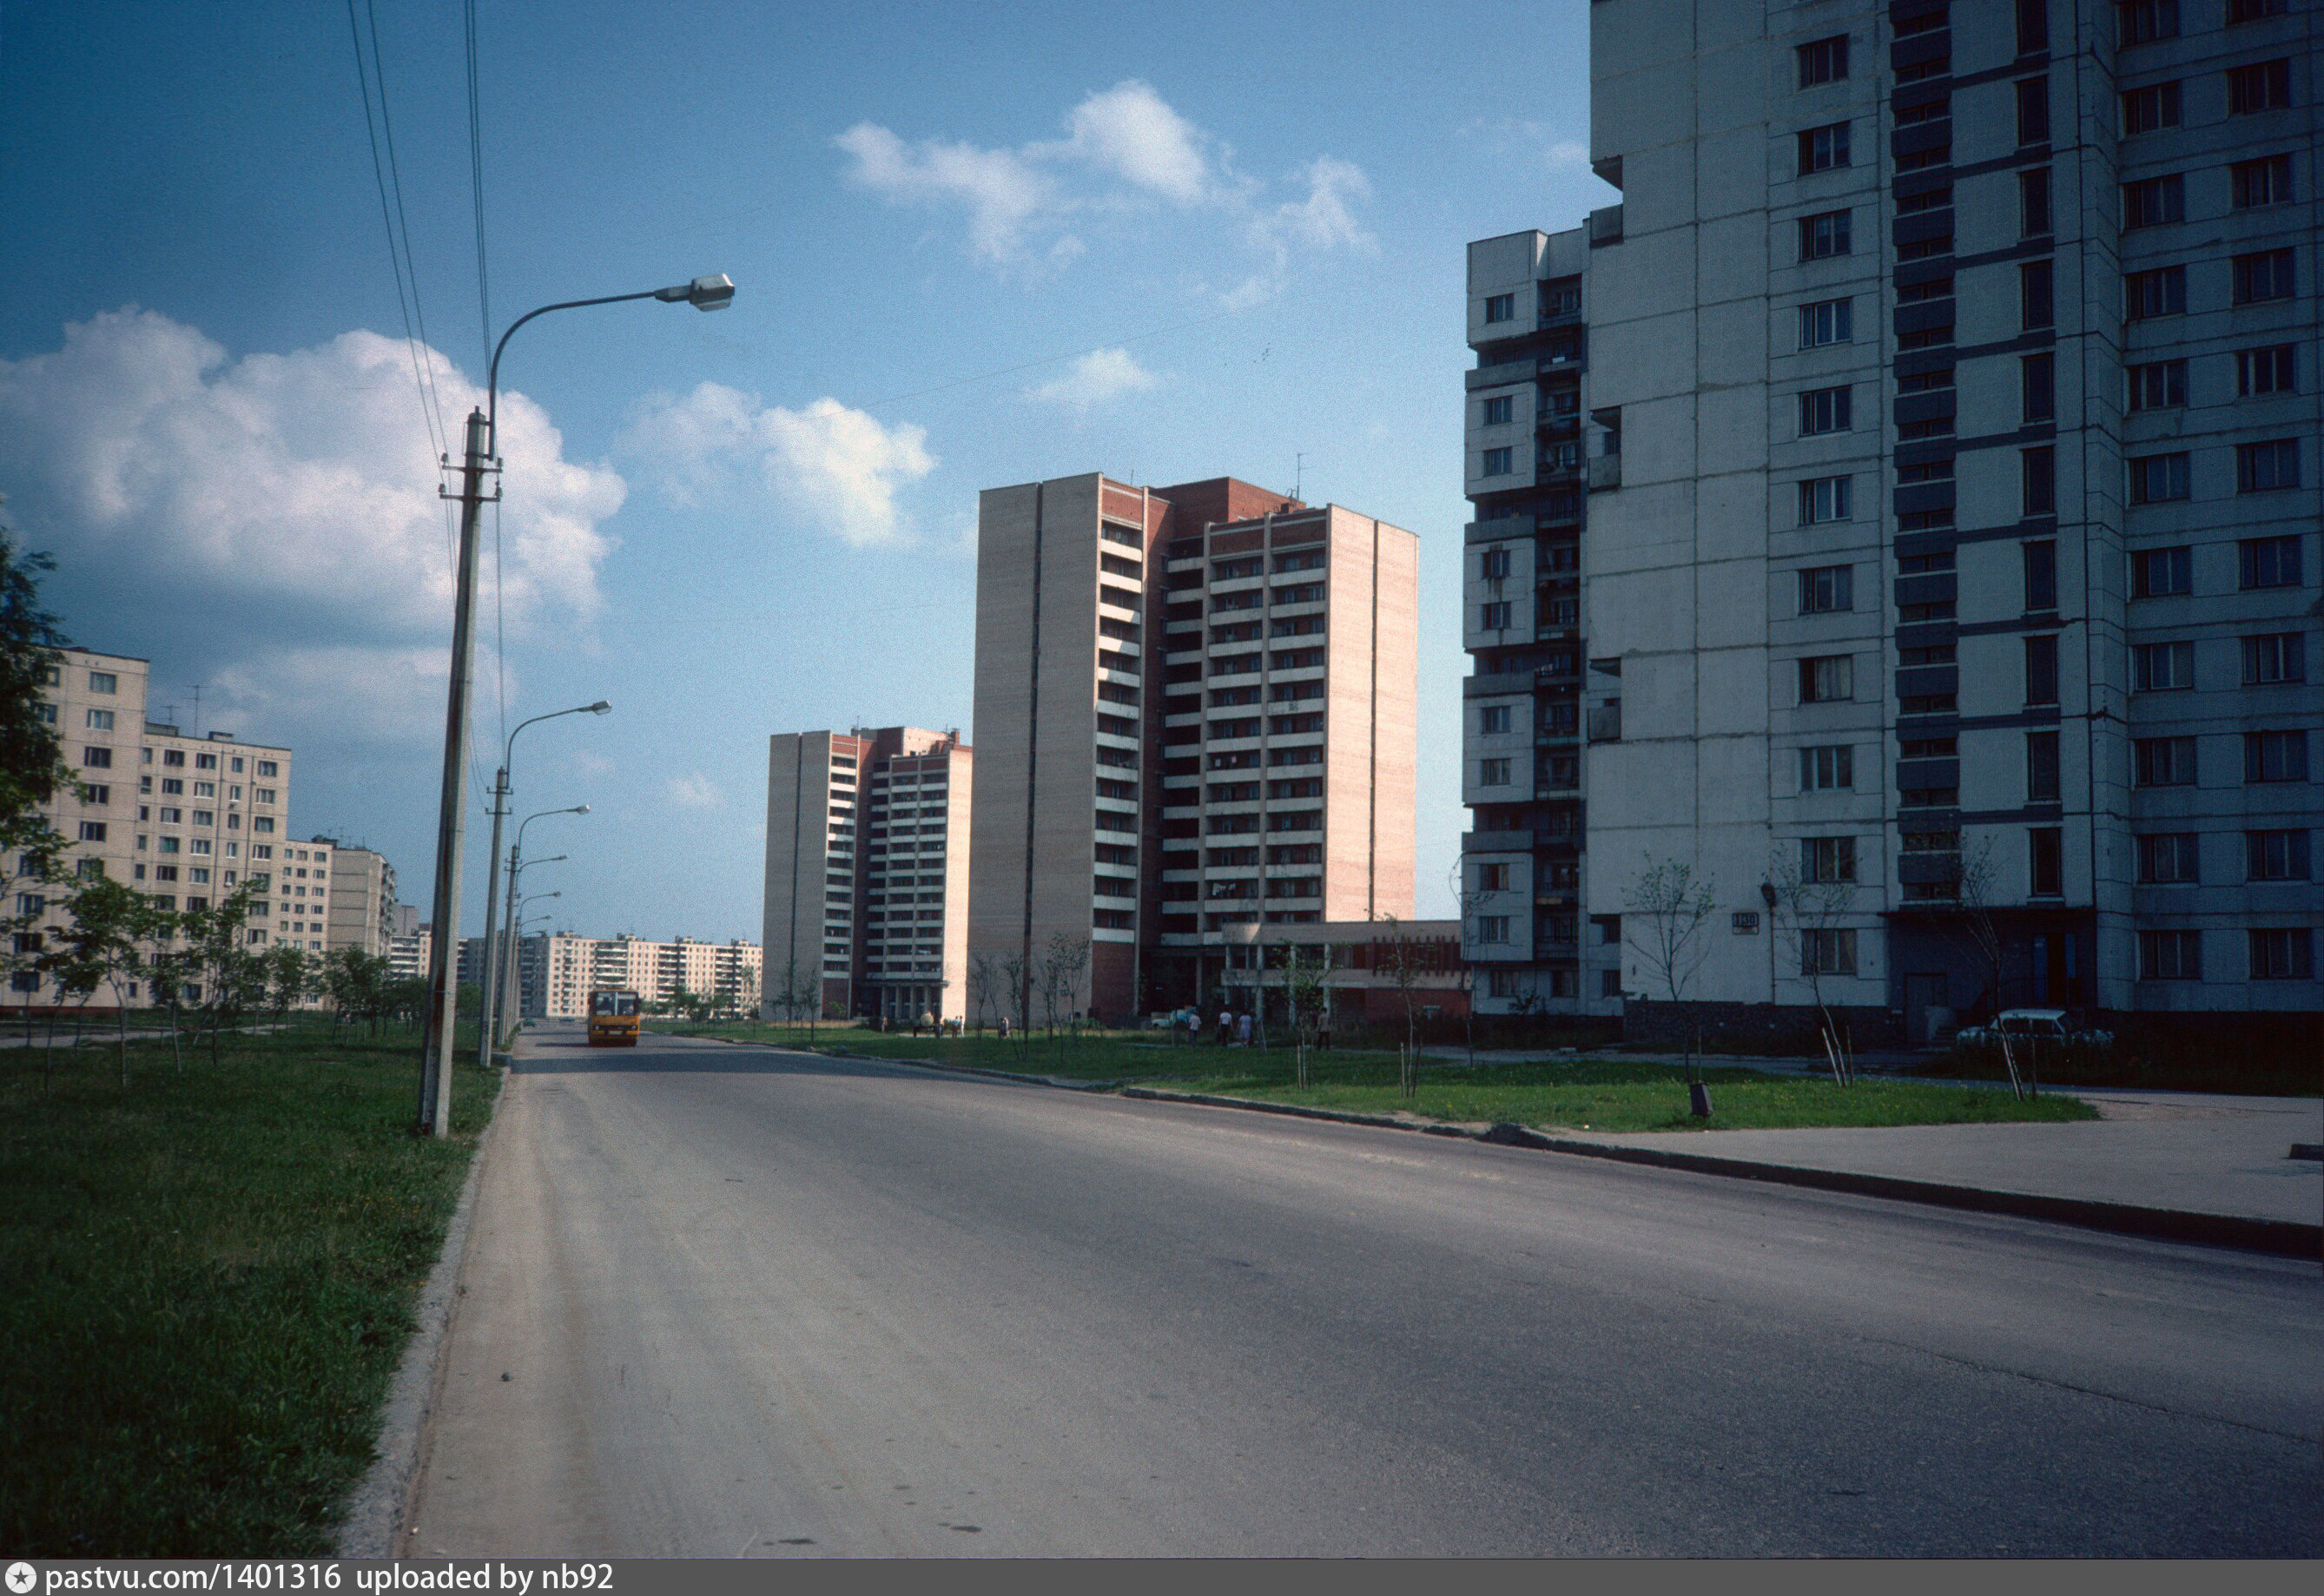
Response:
342,0,446,465
464,0,492,368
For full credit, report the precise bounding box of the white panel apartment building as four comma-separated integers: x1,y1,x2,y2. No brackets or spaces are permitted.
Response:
763,729,862,1015
1467,0,2320,1045
534,932,763,1019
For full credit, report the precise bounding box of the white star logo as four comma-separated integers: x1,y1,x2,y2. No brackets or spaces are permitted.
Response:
7,1562,37,1595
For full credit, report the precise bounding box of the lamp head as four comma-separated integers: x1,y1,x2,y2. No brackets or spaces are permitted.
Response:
587,701,612,715
656,274,735,312
572,804,591,816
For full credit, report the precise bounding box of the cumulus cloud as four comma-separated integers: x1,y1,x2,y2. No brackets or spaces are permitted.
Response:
834,122,1053,261
665,773,722,809
1058,80,1216,201
623,384,934,547
1024,348,1159,411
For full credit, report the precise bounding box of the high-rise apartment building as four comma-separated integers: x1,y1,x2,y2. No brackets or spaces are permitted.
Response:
267,838,334,953
310,839,399,957
1469,0,2319,1043
970,473,1418,1023
763,729,864,1015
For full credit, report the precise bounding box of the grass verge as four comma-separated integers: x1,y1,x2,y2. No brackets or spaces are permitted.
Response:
0,1023,499,1555
660,1023,2097,1133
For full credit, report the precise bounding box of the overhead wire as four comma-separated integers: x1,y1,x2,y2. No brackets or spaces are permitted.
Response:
463,0,509,784
343,0,447,470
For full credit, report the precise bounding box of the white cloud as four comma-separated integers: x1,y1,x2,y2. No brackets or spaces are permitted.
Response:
665,773,722,809
1252,156,1374,257
623,384,934,547
1024,348,1159,411
1058,80,1215,201
1545,138,1591,170
834,122,1054,261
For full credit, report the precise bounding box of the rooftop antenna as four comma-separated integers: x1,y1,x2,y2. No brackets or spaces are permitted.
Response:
1294,452,1306,501
188,684,205,736
158,702,180,729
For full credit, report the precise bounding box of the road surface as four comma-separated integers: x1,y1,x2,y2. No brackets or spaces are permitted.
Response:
406,1025,2322,1556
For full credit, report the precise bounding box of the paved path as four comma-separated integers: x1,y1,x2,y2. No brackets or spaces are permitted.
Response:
407,1023,2322,1557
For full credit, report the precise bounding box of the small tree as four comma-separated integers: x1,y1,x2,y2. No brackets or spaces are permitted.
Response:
999,949,1030,1049
1766,845,1859,1087
54,873,172,1087
262,942,313,1037
967,950,999,1036
1371,913,1428,1099
1445,861,1490,1065
181,885,266,1065
1623,857,1720,1096
1277,943,1334,1088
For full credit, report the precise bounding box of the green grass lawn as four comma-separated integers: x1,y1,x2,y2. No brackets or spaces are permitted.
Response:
662,1022,2097,1133
0,1022,499,1555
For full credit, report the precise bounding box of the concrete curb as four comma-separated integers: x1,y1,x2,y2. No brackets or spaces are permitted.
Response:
331,1083,507,1558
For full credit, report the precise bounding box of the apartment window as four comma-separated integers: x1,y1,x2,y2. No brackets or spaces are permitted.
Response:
2228,0,2288,19
1482,395,1513,425
1898,458,1952,485
2129,452,2189,504
2244,729,2307,783
2016,0,2048,51
2124,266,2185,319
2236,439,2300,493
1797,35,1848,87
2027,730,2061,802
1798,122,1851,174
2020,353,2055,423
2116,1,2179,44
2029,828,2063,897
1480,705,1511,734
1480,548,1511,579
2019,261,2054,329
1479,758,1511,786
1799,745,1854,791
2246,830,2311,882
85,709,116,732
1799,655,1852,703
1480,601,1511,630
2024,542,2057,611
2241,632,2305,686
2135,736,2196,787
2133,546,2191,597
2239,536,2302,589
1798,298,1852,347
2121,82,2181,134
1798,386,1851,435
77,821,107,843
1483,293,1515,324
1799,210,1852,261
1799,565,1852,614
2022,446,2057,516
2018,168,2052,237
83,746,112,769
2227,60,2291,115
1798,836,1855,886
2024,635,2059,706
1476,862,1510,894
2235,345,2297,397
89,671,117,694
2122,175,2183,229
1797,476,1852,524
2127,359,2186,410
1800,929,1857,977
2015,77,2050,144
2133,640,2193,691
2248,928,2313,980
2139,930,2201,980
2136,832,2199,884
2232,249,2295,305
256,761,276,777
1482,446,1513,476
2231,155,2294,211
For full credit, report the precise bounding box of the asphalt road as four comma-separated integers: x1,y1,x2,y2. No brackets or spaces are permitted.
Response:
406,1025,2323,1557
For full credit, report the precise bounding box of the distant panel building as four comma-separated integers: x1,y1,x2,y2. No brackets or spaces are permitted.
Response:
311,839,399,957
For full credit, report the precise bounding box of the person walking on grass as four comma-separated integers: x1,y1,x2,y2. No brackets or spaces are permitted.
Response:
1236,1011,1252,1047
1216,1007,1232,1046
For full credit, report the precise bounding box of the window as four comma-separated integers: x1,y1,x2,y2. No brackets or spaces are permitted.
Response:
1480,705,1511,734
2129,452,2189,504
2235,344,2297,397
1800,928,1857,977
2121,82,2182,134
2236,439,2300,493
1798,298,1852,347
2248,928,2313,981
2024,542,2057,611
1798,386,1851,435
2133,640,2193,691
1799,210,1852,261
1800,745,1854,791
2020,353,2055,423
1476,862,1510,893
1799,655,1853,703
83,746,112,768
1798,476,1852,524
89,671,117,694
82,784,109,807
2022,446,2056,517
2245,830,2310,882
2137,833,2199,884
2030,828,2063,897
2238,536,2302,590
1476,916,1510,946
1480,601,1511,630
2015,77,2050,144
1799,565,1852,613
1797,35,1848,87
2232,155,2294,211
1898,458,1952,484
1483,293,1515,324
256,761,277,777
2127,359,2186,410
1482,446,1513,477
77,821,107,842
2241,632,2305,686
2228,0,2288,19
2227,59,2290,115
1798,122,1851,173
2122,175,2182,229
2124,265,2185,319
2135,736,2196,787
1480,548,1511,579
2016,0,2049,51
2018,168,2052,237
2024,635,2059,706
2116,1,2179,44
2019,260,2053,329
1482,395,1513,425
1800,836,1857,885
2133,546,2191,597
83,709,117,732
2139,930,2201,980
2244,729,2307,782
2232,249,2294,305
2027,730,2061,802
1479,758,1511,786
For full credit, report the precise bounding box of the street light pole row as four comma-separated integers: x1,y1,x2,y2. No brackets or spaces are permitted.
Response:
416,274,734,1138
477,709,606,1073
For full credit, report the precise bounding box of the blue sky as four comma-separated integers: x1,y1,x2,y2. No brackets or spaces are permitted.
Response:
0,0,1610,938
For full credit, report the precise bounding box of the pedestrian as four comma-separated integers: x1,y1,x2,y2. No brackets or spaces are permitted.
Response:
999,1014,1011,1040
920,1008,935,1034
1216,1008,1232,1046
1237,1012,1252,1047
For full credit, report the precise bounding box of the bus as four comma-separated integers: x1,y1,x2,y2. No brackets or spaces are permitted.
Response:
587,988,642,1046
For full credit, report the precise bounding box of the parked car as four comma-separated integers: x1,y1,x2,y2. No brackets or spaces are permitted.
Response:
1956,1008,2114,1053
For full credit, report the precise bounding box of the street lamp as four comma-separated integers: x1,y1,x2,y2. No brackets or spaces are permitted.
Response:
478,702,611,1071
418,273,732,1136
496,809,586,1054
495,853,564,1041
